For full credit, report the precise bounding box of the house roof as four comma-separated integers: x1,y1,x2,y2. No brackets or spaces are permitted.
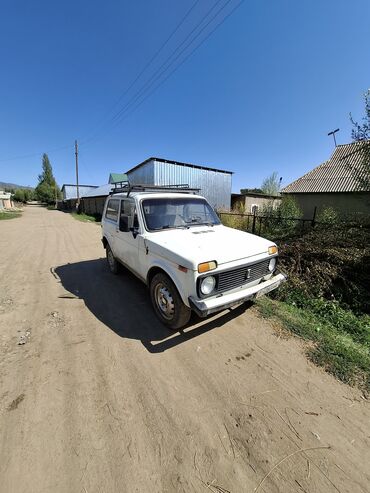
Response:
282,141,370,194
81,183,114,198
109,173,128,184
61,184,98,190
0,191,12,199
126,157,233,175
61,184,98,200
232,192,281,200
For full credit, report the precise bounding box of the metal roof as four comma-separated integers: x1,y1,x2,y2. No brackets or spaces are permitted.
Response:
282,142,370,193
109,173,128,184
126,157,233,175
61,184,98,200
81,183,114,198
61,184,98,190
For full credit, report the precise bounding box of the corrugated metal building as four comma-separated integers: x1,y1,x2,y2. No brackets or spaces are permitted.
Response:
61,184,98,200
79,184,114,216
282,141,370,219
126,157,232,210
79,173,128,215
60,184,99,210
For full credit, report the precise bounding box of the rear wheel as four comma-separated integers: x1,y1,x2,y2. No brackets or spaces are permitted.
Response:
150,273,191,330
106,243,120,274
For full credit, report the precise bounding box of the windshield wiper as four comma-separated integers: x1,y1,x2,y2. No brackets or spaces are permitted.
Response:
188,222,215,227
160,224,189,230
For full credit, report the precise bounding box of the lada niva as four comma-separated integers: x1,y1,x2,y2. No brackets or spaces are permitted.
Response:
101,184,285,329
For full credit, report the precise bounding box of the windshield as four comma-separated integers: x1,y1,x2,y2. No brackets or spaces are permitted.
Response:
142,197,221,231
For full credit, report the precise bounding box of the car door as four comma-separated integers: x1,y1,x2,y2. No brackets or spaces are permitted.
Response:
114,199,140,273
103,198,120,255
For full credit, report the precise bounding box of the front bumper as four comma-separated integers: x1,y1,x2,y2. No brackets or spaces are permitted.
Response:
189,272,286,317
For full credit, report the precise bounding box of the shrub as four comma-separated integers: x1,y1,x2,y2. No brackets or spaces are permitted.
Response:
262,196,303,238
317,206,339,225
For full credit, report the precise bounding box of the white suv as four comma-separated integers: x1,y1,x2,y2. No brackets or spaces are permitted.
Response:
101,185,285,329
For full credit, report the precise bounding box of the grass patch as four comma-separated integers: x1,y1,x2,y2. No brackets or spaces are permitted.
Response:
46,205,56,210
71,212,101,223
256,297,370,392
0,211,22,220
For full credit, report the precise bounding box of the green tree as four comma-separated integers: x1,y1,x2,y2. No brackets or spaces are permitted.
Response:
261,172,281,196
351,89,370,141
13,189,25,203
12,188,34,203
262,195,302,237
240,188,263,194
350,89,370,188
34,154,61,204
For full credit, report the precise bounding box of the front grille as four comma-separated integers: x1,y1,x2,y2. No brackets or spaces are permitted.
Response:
216,259,270,293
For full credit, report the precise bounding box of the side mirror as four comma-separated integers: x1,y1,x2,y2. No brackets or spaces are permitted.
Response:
119,214,130,232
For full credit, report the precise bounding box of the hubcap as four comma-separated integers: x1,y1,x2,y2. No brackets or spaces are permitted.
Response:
154,283,175,320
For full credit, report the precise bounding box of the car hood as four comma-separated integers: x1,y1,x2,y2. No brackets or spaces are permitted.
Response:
145,225,275,270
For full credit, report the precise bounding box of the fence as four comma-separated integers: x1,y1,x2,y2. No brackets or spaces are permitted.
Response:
218,208,370,238
218,208,319,237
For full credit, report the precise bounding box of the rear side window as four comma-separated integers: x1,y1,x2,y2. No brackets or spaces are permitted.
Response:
105,199,119,221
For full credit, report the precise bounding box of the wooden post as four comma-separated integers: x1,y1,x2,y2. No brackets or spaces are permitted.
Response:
312,206,317,228
252,208,257,234
75,140,80,210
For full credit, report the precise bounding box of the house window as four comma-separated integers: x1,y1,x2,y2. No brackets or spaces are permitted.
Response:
251,204,259,214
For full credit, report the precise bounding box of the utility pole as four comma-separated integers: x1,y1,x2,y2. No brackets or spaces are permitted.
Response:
75,140,80,209
328,128,340,148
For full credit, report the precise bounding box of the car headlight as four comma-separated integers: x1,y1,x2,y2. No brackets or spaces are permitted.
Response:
268,257,277,272
200,276,216,295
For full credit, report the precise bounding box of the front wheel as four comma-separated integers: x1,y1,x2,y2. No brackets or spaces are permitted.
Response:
150,273,191,330
106,243,120,274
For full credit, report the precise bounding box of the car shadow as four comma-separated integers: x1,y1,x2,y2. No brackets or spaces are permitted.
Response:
55,259,251,353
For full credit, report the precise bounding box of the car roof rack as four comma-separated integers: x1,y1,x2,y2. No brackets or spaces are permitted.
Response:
110,181,200,197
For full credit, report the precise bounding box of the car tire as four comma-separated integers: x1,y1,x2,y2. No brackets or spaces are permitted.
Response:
106,243,120,275
150,273,191,330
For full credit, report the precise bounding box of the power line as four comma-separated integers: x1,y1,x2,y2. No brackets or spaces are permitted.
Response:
81,0,243,145
108,0,228,126
117,0,245,125
0,2,201,163
1,0,244,162
81,0,220,145
0,144,72,163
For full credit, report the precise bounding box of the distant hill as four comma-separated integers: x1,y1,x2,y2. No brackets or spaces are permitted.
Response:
0,181,34,191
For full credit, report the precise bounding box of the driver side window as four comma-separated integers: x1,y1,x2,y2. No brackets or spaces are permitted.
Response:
120,200,139,229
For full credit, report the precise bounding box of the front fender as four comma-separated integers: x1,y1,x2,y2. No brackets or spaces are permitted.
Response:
147,258,193,308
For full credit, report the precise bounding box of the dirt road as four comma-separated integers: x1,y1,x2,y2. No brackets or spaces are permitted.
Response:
0,206,369,493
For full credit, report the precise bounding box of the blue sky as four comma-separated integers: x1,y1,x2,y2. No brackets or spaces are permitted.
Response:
0,0,369,192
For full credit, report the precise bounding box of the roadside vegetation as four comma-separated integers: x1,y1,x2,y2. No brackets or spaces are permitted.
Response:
259,217,370,392
71,211,101,223
257,296,370,392
221,197,370,391
0,210,22,220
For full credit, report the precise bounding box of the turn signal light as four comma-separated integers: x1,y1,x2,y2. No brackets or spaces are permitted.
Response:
198,261,217,273
268,246,278,255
